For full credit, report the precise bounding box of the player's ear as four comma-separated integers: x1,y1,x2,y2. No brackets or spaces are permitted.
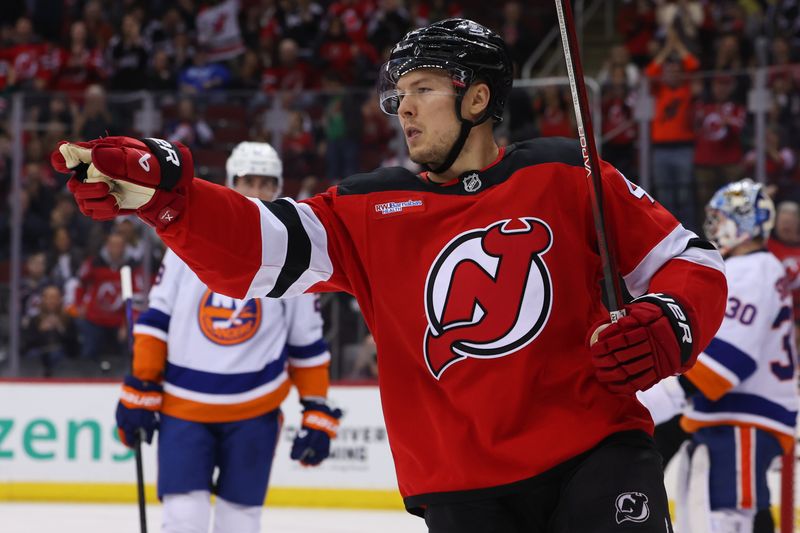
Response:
463,81,491,121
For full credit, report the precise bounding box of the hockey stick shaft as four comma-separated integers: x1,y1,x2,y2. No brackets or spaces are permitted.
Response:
120,265,148,533
554,0,625,321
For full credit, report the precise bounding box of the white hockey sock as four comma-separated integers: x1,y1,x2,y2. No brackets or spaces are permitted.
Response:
212,497,262,533
709,509,756,533
162,490,211,533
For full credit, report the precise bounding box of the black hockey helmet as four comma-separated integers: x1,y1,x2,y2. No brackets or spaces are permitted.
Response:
378,19,513,174
379,18,513,123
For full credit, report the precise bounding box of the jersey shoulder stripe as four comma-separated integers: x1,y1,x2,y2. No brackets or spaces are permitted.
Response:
335,137,584,197
704,337,757,381
261,198,312,298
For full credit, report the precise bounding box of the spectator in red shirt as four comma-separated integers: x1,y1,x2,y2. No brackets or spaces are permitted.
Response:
3,16,47,90
617,0,658,67
261,38,318,92
52,21,105,96
645,28,700,230
534,85,574,138
408,0,463,27
326,0,375,43
768,201,800,330
72,232,138,363
693,74,746,220
601,65,637,182
318,17,358,84
282,110,319,180
82,0,115,51
360,92,395,172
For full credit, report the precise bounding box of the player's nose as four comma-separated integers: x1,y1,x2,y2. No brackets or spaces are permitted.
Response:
397,94,415,118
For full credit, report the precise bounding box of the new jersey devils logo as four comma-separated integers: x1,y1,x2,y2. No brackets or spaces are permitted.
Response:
615,492,650,524
423,218,553,379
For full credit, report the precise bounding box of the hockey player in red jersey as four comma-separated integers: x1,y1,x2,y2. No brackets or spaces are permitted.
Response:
52,18,726,533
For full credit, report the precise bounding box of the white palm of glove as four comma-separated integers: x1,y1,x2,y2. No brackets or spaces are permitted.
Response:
59,143,155,210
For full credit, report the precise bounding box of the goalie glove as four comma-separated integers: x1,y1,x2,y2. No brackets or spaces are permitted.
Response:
290,399,342,466
115,375,162,448
51,136,194,229
588,293,694,395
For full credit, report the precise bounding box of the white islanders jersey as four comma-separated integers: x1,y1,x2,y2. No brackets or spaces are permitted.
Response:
683,250,798,449
134,249,330,422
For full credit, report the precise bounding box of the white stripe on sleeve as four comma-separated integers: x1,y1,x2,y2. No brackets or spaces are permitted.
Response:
624,225,724,298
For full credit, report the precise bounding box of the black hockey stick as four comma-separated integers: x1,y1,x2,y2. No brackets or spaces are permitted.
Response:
120,265,148,533
554,0,626,322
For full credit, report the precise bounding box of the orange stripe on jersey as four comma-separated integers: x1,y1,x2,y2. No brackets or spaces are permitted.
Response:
289,364,330,399
684,361,734,401
738,426,754,509
132,334,168,382
161,379,292,423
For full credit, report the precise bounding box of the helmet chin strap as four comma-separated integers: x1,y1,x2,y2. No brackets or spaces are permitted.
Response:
423,95,490,176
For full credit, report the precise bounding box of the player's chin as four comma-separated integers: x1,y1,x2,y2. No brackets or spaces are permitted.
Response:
409,150,443,169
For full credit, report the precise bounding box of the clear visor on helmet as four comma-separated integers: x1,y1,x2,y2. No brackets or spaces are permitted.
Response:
377,57,472,115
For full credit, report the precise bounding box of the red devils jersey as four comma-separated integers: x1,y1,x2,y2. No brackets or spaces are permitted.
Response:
768,237,800,323
160,138,726,511
693,101,746,166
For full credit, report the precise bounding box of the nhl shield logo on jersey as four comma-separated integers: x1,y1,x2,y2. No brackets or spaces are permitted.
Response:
614,492,650,524
197,289,262,345
423,218,553,379
462,172,482,193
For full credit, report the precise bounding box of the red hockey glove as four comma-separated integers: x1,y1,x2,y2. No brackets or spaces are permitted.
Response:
290,399,342,466
588,293,693,395
51,136,194,229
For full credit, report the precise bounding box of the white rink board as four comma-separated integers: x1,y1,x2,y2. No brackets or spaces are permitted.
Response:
0,382,398,491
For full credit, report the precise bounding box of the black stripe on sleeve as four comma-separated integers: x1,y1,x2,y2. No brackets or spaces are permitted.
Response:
684,237,717,251
262,199,312,298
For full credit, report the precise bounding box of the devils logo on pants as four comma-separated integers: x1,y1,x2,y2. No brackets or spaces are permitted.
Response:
423,218,553,379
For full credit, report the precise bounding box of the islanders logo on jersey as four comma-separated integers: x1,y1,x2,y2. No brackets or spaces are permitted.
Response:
423,217,553,379
197,289,262,345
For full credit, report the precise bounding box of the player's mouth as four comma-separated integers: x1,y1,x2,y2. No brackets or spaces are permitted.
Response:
405,127,422,142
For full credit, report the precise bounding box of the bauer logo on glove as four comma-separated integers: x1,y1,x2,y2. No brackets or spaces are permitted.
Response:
291,399,343,466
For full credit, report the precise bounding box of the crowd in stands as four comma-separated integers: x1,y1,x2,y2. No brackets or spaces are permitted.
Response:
4,0,800,378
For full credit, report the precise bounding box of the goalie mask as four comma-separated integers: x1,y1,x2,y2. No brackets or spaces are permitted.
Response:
704,178,775,255
378,18,512,174
225,141,283,196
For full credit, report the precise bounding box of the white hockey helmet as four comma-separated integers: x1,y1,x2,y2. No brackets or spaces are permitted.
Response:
225,141,283,195
704,178,775,255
